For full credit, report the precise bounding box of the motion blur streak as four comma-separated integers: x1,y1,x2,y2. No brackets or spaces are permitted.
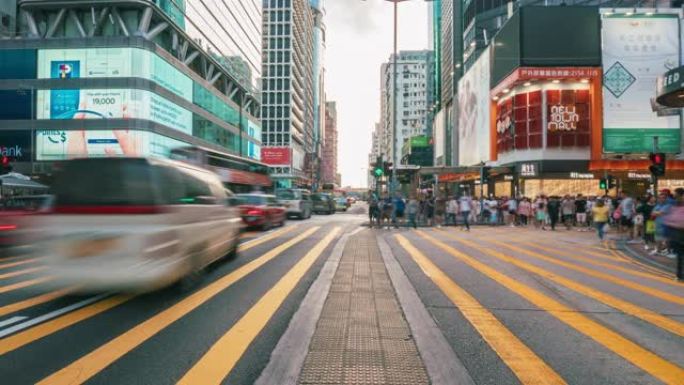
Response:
0,276,52,294
0,295,132,355
178,227,341,385
0,266,45,280
0,258,40,271
39,226,320,385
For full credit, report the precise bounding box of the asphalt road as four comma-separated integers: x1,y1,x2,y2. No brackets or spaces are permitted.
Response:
0,204,682,385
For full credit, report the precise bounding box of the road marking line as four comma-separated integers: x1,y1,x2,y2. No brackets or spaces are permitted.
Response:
0,266,46,280
0,287,74,317
418,231,684,385
0,258,39,271
449,236,684,338
0,294,131,355
0,316,28,328
38,226,320,385
528,241,625,263
0,276,53,294
238,225,296,250
179,227,341,385
395,234,565,385
471,235,684,305
0,293,109,338
606,241,674,280
520,241,677,285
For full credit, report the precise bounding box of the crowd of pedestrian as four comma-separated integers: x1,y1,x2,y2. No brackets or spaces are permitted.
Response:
367,188,684,281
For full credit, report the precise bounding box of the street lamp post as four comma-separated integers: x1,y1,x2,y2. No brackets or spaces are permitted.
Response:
389,0,408,196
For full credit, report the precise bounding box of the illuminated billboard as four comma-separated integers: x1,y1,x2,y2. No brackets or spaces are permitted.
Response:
36,130,188,161
36,89,193,136
602,13,681,153
38,47,193,100
458,47,491,166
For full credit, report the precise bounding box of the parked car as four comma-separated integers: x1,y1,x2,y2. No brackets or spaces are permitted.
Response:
35,157,243,292
312,193,335,215
276,188,313,219
236,193,287,230
335,197,349,212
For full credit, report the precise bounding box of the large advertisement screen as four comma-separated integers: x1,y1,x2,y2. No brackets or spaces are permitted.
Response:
38,47,193,101
458,47,491,166
36,88,193,135
602,14,681,153
36,130,187,161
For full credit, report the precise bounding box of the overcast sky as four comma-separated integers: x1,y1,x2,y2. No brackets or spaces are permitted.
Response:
325,0,429,188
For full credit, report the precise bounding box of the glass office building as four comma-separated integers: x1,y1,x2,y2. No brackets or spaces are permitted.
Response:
0,0,263,179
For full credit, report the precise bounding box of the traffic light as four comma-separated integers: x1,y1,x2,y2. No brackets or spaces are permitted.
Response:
649,152,666,177
599,178,607,190
1,156,12,174
608,175,617,189
384,162,393,176
480,166,491,183
373,156,384,178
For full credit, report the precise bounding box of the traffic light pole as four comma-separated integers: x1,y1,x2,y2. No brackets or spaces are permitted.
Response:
652,136,659,195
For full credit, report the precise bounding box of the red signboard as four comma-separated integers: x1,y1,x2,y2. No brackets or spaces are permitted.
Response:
261,147,291,165
491,66,602,95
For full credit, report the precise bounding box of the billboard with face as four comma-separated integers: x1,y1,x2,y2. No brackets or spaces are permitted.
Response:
458,47,491,166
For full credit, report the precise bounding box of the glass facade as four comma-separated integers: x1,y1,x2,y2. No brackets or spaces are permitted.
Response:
181,0,262,91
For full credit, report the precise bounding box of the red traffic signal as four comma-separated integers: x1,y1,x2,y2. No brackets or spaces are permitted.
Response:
1,156,9,166
650,152,665,165
649,152,666,177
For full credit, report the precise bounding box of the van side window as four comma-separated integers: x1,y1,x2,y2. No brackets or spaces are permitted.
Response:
179,171,212,204
154,166,185,204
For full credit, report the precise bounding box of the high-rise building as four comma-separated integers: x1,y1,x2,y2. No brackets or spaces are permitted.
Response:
380,50,435,167
311,0,326,189
321,101,337,185
261,0,316,189
0,0,265,191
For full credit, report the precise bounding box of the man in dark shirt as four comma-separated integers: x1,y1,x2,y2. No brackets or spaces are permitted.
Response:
575,194,588,230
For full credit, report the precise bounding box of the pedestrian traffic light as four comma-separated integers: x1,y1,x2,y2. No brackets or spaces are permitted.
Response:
608,175,617,189
480,166,491,183
373,156,384,178
599,178,607,190
384,162,393,176
649,152,666,177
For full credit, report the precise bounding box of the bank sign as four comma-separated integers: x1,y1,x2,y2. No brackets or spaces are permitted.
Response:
0,130,31,161
601,13,681,154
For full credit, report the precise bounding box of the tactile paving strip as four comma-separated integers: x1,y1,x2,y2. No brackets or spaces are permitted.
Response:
299,230,429,385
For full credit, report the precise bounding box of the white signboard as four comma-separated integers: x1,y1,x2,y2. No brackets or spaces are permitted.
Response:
36,88,193,135
602,14,681,153
458,47,491,166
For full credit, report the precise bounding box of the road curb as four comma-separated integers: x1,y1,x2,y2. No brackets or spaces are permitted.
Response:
613,239,675,276
254,227,350,385
377,235,476,385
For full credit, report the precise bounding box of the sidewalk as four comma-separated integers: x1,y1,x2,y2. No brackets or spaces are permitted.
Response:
298,230,429,385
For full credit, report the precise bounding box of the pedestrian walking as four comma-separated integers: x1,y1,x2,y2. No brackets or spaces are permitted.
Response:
394,194,405,229
619,191,635,241
446,196,459,226
575,194,588,231
459,194,472,231
426,195,435,227
407,197,419,229
369,194,379,228
547,196,561,231
592,199,610,241
506,197,518,227
652,193,672,255
518,198,531,226
561,195,575,230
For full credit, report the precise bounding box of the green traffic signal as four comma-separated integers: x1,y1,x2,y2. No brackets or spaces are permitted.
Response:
599,178,607,190
374,167,384,177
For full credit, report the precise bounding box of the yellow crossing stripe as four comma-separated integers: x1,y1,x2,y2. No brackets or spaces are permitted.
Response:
527,241,625,263
0,258,40,271
0,287,74,317
0,266,46,280
520,241,679,286
0,276,52,294
39,226,320,385
395,235,567,385
486,239,684,305
178,227,341,385
448,236,684,338
417,230,684,385
0,295,132,356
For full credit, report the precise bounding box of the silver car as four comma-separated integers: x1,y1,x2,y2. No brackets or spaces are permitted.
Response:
276,188,313,219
